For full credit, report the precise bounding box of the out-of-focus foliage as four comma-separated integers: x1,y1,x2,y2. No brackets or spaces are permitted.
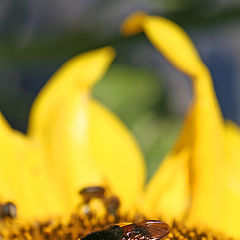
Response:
93,64,162,127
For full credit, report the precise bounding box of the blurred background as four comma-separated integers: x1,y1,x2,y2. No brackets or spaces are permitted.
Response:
0,0,240,181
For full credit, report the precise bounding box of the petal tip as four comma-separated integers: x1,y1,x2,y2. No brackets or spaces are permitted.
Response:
98,46,116,64
120,11,147,36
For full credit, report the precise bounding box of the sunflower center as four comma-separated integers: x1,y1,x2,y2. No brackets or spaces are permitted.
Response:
0,187,231,240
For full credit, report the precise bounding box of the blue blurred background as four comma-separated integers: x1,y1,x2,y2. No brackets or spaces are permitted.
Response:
0,0,240,180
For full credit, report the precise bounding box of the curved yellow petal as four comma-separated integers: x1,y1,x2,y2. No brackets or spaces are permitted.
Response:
121,12,199,221
121,11,147,36
143,150,190,221
221,121,240,235
188,112,240,239
0,113,64,219
28,46,116,138
134,15,228,233
28,47,115,213
143,107,194,221
122,12,240,237
89,100,145,212
225,121,240,161
0,113,16,200
121,12,204,77
185,68,225,223
28,46,146,214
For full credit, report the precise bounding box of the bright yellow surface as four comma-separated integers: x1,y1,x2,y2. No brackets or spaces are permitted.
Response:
0,46,146,219
27,47,116,213
122,12,240,238
27,46,145,215
89,100,145,212
143,149,190,221
0,113,64,219
1,11,240,238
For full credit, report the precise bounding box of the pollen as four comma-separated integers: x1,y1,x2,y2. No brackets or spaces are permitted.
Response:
0,215,232,240
0,190,233,240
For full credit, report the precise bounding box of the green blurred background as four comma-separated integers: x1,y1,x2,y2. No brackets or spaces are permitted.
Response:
1,0,240,181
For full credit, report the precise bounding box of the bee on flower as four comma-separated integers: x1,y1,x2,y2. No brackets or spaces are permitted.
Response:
0,10,240,240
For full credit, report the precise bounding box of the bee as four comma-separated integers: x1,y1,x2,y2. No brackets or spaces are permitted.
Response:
80,220,169,240
79,186,106,203
79,186,120,216
0,202,17,219
103,196,120,215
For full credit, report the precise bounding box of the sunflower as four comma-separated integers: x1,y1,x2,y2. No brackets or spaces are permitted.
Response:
0,11,240,240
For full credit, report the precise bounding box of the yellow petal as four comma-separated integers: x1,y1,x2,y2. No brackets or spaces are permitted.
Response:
120,11,147,36
225,120,240,161
28,46,116,138
143,108,194,221
221,121,240,235
122,12,200,221
0,113,64,219
132,14,227,231
122,12,240,237
28,47,115,214
28,46,146,214
89,100,145,212
188,108,240,238
121,12,204,77
143,150,190,221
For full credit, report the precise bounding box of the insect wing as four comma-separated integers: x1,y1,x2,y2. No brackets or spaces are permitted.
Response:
121,220,169,240
79,186,105,197
142,220,169,240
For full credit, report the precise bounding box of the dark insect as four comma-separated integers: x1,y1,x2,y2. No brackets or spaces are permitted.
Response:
80,220,169,240
79,186,120,216
79,186,106,203
104,196,120,215
0,202,17,219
